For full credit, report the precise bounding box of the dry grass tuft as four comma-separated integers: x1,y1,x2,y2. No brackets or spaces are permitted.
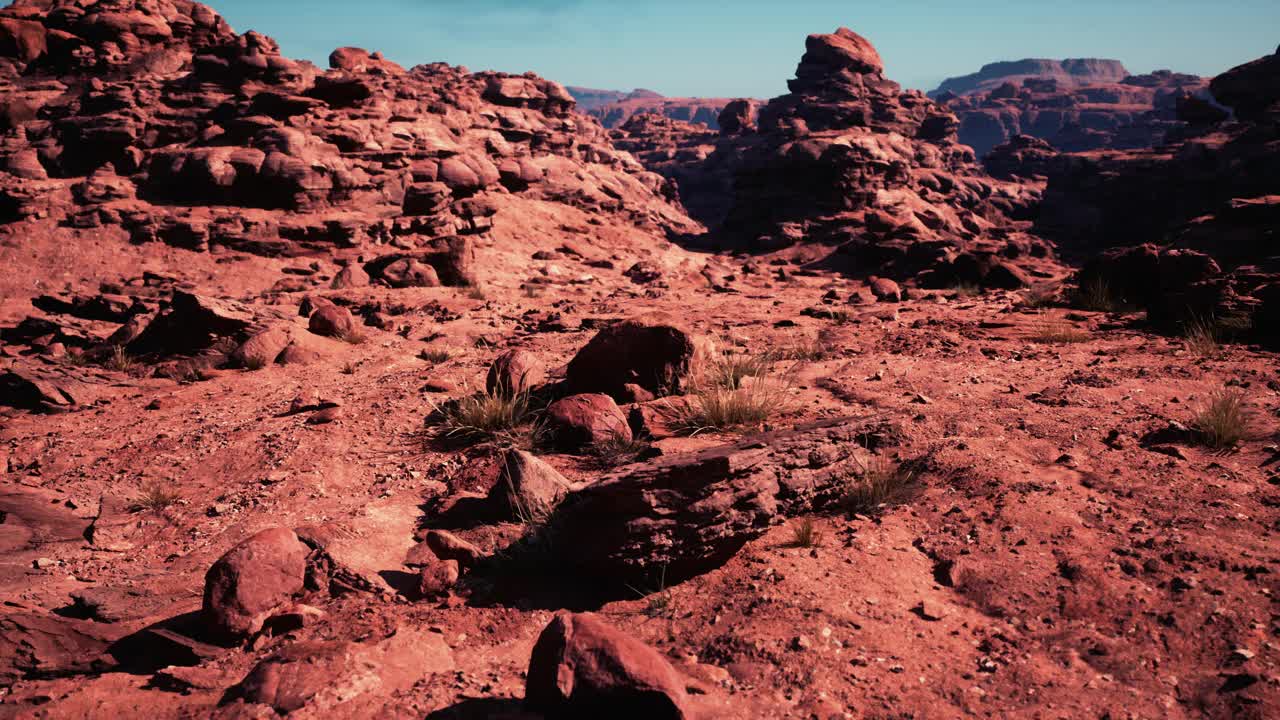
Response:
1183,315,1220,357
788,517,823,548
432,388,533,444
783,334,827,361
952,283,982,299
590,433,650,468
1072,276,1121,312
340,360,358,375
665,378,789,435
1019,285,1059,309
419,347,453,363
1191,387,1250,450
336,328,367,345
841,456,916,515
131,481,182,513
104,345,136,372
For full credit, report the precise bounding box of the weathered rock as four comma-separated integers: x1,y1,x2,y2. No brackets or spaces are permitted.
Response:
868,277,901,302
423,530,484,567
566,315,696,400
417,558,459,598
128,291,256,356
0,610,119,684
486,349,545,397
546,394,632,452
307,305,358,338
493,449,574,520
233,629,453,714
541,416,891,583
202,528,310,642
232,325,293,368
526,612,690,719
330,264,370,290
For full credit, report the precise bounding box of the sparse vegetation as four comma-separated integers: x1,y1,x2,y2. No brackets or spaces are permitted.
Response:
1191,387,1250,450
243,354,269,371
1030,319,1090,344
175,359,211,383
665,377,790,434
419,347,453,363
131,481,181,513
1071,276,1121,312
951,282,981,299
521,283,545,299
466,284,488,301
590,433,650,468
788,517,823,548
840,456,916,515
784,335,827,361
628,566,677,621
340,360,358,375
706,349,777,390
1183,315,1219,357
104,345,136,372
1019,285,1059,309
432,388,533,443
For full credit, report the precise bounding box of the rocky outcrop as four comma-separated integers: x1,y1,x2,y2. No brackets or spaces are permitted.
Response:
540,415,893,584
202,527,310,643
0,0,698,264
931,58,1132,97
690,28,1050,288
1036,47,1280,345
937,67,1208,157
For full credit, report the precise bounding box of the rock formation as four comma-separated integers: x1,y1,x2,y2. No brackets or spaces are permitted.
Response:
937,67,1209,157
930,58,1132,97
691,28,1052,289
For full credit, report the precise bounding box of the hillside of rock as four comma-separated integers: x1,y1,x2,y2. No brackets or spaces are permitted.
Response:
930,57,1131,97
937,69,1209,156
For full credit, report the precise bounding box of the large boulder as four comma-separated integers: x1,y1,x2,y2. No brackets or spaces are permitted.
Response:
526,612,690,719
202,528,310,642
546,394,632,452
566,315,696,400
308,304,358,338
486,349,545,397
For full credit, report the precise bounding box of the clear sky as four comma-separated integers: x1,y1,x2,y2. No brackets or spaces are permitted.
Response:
208,0,1279,97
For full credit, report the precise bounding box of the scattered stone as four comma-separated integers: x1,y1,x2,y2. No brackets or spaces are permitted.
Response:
485,349,546,397
494,448,574,519
308,305,358,338
546,394,632,452
417,558,460,599
566,314,696,401
526,612,690,719
202,527,310,643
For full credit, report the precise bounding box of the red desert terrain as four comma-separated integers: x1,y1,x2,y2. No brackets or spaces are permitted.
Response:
0,2,1278,718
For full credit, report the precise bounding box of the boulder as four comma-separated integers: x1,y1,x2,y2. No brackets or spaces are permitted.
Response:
417,558,459,598
308,305,358,338
485,349,545,397
867,277,901,302
526,612,690,719
202,528,310,642
493,449,573,520
234,629,452,714
546,394,632,452
566,315,696,400
232,325,292,368
330,264,369,289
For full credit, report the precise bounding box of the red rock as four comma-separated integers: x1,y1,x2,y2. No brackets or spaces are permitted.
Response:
417,558,459,598
495,449,573,519
526,612,690,719
202,528,310,642
486,349,545,397
566,315,696,400
308,305,357,338
868,277,902,302
546,394,632,452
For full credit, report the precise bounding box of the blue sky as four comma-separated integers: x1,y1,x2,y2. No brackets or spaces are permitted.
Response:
210,0,1279,97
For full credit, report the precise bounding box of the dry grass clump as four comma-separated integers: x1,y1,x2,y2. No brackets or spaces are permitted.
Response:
666,378,789,435
788,517,823,548
104,345,136,372
1183,315,1219,357
783,335,826,361
466,285,488,301
1018,285,1059,309
431,388,533,444
1191,387,1250,450
840,456,916,515
1071,276,1121,312
131,481,182,513
951,282,981,299
1030,319,1090,344
336,328,367,345
590,433,650,469
419,347,453,363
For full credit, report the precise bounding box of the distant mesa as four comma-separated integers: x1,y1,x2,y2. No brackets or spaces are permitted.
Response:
568,86,754,130
929,58,1132,97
